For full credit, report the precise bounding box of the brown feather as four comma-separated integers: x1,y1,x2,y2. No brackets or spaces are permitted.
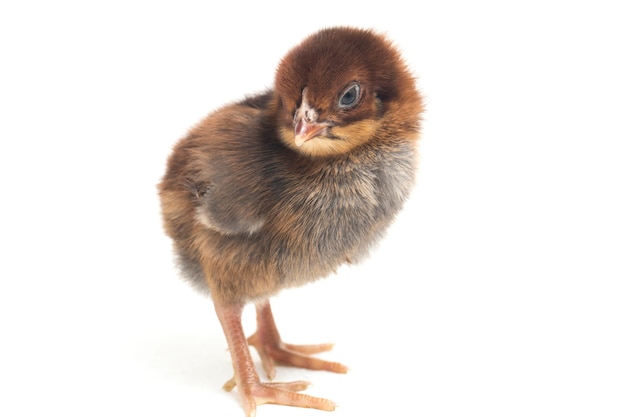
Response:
159,27,423,304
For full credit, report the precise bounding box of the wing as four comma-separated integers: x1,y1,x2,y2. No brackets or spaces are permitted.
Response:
161,93,274,237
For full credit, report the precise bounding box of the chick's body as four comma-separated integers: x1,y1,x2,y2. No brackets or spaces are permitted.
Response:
159,27,423,416
162,92,417,303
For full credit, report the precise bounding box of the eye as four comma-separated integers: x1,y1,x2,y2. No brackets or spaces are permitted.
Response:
338,83,361,109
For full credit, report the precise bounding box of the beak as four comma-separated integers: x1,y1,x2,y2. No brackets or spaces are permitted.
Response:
294,118,326,147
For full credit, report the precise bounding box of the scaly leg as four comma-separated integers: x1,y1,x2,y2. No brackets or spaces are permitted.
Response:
248,300,349,380
213,300,336,417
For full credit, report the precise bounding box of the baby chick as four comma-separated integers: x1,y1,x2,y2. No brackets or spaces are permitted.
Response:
159,27,423,416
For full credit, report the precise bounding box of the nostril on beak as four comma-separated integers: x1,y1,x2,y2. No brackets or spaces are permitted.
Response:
304,109,318,123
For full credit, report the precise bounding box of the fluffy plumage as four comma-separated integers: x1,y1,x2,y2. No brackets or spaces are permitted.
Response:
159,27,423,416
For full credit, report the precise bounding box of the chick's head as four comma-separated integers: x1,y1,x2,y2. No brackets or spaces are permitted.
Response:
274,27,422,157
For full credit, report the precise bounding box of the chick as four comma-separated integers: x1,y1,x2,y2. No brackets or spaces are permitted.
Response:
159,27,423,416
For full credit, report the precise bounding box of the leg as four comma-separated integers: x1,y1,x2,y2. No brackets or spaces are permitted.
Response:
248,300,349,380
213,300,336,417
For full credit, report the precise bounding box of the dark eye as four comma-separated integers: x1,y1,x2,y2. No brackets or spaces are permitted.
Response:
338,83,361,108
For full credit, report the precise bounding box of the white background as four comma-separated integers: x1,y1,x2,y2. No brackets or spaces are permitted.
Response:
1,1,624,416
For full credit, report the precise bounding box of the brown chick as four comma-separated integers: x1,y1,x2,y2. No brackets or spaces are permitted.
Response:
159,27,423,416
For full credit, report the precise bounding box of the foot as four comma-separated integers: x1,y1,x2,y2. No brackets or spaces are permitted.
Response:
248,301,349,380
225,378,336,416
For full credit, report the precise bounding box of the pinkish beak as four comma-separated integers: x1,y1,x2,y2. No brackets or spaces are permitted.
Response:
294,119,326,147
